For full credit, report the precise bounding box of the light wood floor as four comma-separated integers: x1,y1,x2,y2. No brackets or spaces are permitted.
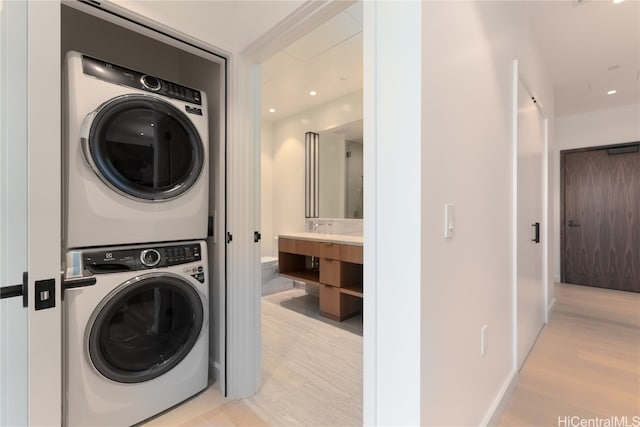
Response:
145,283,638,426
143,292,363,427
498,283,640,426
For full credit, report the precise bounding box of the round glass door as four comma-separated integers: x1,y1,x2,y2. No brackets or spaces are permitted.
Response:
85,94,204,201
88,274,204,383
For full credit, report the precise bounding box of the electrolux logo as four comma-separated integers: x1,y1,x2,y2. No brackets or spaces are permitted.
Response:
557,416,640,427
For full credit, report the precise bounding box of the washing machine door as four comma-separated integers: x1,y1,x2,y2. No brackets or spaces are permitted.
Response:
87,273,204,383
82,94,204,201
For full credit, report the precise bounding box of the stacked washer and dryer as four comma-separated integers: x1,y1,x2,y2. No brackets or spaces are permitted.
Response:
62,52,210,426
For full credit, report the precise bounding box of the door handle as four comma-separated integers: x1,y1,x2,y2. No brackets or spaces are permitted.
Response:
62,277,97,290
567,220,581,227
531,222,540,244
0,271,28,307
61,276,97,301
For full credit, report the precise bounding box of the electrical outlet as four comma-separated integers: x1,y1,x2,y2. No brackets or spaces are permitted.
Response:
481,325,488,357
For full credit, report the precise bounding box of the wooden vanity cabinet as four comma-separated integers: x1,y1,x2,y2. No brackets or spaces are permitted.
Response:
278,237,363,321
319,284,340,317
340,244,363,264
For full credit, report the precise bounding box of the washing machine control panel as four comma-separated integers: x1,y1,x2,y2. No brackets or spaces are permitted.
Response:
82,243,202,274
82,55,202,106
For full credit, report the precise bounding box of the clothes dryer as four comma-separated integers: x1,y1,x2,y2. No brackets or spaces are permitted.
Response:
65,51,209,248
63,240,209,426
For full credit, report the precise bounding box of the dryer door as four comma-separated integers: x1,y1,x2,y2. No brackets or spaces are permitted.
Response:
82,94,204,201
87,273,204,383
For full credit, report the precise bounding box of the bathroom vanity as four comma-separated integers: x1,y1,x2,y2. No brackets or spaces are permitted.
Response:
278,233,363,321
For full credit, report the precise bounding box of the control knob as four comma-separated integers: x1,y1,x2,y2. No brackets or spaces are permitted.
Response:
140,249,161,267
140,75,161,91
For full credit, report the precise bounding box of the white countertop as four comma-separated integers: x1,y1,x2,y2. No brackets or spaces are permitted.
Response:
278,232,363,246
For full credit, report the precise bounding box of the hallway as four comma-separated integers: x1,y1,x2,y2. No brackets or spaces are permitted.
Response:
499,283,640,425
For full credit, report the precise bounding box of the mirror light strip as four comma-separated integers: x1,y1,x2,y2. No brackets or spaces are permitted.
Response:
305,132,319,218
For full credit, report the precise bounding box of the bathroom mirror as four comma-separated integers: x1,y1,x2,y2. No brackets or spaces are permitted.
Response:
305,119,363,219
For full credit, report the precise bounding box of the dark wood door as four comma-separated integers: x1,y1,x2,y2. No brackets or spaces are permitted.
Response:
562,147,640,292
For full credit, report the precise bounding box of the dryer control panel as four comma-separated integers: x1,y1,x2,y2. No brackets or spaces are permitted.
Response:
82,55,202,106
79,242,202,275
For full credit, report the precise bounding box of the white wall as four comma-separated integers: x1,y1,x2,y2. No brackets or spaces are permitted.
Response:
419,2,553,424
363,2,423,423
268,90,362,242
552,103,640,283
556,103,640,150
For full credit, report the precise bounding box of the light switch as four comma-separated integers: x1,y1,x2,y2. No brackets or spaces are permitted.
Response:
445,204,455,239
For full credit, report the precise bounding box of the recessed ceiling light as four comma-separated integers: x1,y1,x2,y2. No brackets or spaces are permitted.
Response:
607,90,617,95
613,0,624,4
309,90,317,96
269,108,276,113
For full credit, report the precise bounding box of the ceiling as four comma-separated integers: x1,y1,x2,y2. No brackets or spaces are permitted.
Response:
529,0,640,117
115,0,305,54
261,0,639,122
261,1,362,122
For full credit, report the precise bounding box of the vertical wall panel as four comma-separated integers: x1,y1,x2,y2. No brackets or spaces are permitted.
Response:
0,1,28,424
27,1,61,425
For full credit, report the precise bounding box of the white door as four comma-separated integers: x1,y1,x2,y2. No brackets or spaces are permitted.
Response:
516,79,546,368
1,1,28,424
1,1,61,425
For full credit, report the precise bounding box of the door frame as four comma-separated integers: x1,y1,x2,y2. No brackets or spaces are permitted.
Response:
232,0,359,399
26,2,62,424
65,0,231,391
511,60,550,372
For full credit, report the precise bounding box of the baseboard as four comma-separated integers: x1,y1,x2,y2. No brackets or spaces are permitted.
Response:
481,369,519,426
548,297,556,315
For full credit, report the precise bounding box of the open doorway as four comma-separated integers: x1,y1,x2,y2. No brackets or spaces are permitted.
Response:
257,2,364,425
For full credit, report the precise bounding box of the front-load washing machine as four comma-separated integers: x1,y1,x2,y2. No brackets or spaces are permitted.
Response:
65,51,209,248
63,240,209,426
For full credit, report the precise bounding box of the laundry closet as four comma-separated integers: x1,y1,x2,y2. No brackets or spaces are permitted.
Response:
60,3,226,425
